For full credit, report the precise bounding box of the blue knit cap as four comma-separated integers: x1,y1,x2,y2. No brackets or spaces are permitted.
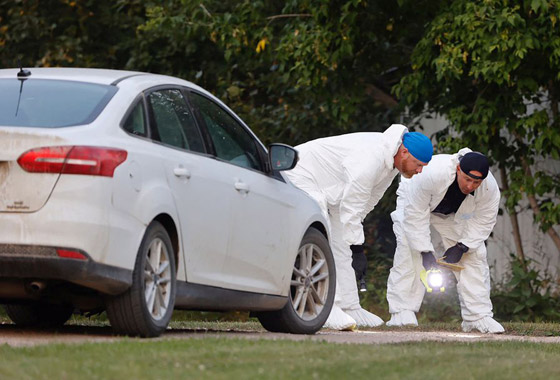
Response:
402,132,433,163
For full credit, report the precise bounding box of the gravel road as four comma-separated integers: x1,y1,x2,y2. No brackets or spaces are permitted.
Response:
1,324,559,347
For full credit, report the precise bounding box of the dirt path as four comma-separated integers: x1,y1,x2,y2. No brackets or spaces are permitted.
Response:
1,324,559,347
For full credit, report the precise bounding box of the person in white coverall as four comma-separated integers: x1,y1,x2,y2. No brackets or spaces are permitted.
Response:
284,124,433,330
386,148,505,333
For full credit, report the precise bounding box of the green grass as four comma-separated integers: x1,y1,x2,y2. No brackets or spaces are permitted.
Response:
2,308,560,379
0,338,559,379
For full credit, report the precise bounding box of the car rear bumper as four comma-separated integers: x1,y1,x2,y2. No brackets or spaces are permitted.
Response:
0,244,132,295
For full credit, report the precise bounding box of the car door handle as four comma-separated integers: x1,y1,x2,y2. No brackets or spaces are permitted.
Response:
173,167,191,179
234,181,250,193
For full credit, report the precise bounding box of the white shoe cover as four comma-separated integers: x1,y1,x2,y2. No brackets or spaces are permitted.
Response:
386,310,418,327
323,304,357,331
343,308,384,327
462,317,505,334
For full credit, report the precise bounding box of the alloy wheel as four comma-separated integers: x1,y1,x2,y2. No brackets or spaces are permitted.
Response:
290,243,330,321
144,237,172,321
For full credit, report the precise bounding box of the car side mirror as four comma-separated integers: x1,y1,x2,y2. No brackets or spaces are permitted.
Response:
268,143,298,171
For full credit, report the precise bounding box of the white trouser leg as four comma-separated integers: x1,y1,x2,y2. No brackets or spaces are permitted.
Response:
325,209,384,327
329,209,360,310
386,219,425,314
453,244,494,321
431,216,494,322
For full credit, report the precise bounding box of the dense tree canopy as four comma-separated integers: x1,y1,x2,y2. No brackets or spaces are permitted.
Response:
394,0,560,256
130,0,444,145
0,0,145,68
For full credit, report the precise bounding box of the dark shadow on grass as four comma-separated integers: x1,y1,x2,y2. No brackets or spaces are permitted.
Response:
0,323,115,336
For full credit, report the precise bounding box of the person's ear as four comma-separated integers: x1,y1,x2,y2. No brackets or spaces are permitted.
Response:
401,147,409,158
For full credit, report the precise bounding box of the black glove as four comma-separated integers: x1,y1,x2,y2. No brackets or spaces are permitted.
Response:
443,242,469,264
421,251,437,270
350,245,367,281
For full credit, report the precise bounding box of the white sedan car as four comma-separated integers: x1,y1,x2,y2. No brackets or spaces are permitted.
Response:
0,67,335,337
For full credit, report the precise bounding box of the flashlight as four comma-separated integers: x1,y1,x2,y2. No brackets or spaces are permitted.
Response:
428,271,443,288
359,278,367,292
420,268,445,293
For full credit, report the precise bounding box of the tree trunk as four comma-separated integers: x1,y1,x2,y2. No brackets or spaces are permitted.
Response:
499,166,526,269
520,157,560,254
548,79,559,120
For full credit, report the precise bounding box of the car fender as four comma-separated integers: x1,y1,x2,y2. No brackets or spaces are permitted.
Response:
277,188,331,295
108,175,182,273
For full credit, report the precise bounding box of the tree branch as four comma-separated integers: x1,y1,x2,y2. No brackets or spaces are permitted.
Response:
364,83,398,109
499,166,527,269
266,14,312,21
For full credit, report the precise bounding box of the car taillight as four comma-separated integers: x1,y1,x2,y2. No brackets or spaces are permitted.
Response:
17,146,128,177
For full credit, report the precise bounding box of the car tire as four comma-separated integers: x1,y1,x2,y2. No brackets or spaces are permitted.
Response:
256,227,335,334
106,221,176,337
4,303,73,328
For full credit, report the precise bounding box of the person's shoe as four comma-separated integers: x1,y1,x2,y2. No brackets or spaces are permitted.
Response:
386,310,418,327
343,307,384,327
323,304,357,331
462,317,504,334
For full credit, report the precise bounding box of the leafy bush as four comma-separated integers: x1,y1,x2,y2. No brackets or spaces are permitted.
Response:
492,256,560,322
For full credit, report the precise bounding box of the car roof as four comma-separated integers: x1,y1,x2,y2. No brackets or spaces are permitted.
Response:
0,67,199,88
0,66,217,100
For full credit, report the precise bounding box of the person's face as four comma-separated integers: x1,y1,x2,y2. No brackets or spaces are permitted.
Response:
400,151,428,179
456,165,483,194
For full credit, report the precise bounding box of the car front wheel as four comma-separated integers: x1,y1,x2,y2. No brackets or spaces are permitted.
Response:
257,227,335,334
106,221,176,337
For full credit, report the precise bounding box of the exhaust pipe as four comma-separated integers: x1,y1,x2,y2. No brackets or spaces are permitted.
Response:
27,281,46,295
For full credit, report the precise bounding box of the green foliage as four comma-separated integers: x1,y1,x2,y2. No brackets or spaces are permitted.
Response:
492,256,560,321
394,0,560,239
0,0,146,68
129,0,445,145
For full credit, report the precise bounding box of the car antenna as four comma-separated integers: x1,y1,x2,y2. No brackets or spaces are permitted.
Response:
17,59,31,78
15,59,31,117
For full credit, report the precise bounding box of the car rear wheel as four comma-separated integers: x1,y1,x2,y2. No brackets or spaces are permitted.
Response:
106,221,176,337
4,302,73,328
257,227,335,334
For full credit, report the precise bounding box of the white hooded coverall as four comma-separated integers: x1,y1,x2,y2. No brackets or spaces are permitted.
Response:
386,148,501,331
285,124,408,328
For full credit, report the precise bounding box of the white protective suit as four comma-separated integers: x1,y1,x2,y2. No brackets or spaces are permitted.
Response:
386,148,504,333
285,124,408,329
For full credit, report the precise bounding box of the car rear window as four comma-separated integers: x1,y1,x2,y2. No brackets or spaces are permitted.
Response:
0,78,117,128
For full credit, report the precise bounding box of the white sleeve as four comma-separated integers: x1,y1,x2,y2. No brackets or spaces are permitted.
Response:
460,176,500,250
402,172,437,253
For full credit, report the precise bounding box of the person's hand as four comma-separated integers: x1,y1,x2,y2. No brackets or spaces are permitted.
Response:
421,251,437,270
351,245,367,281
443,243,469,264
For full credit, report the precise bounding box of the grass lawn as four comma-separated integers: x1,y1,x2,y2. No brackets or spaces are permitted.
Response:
2,309,560,379
0,338,559,379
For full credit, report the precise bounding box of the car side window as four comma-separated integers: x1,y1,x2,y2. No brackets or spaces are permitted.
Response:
189,92,263,171
148,89,205,153
122,101,146,136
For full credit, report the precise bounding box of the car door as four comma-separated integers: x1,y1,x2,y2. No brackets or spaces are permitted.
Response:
188,91,296,295
144,88,234,287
